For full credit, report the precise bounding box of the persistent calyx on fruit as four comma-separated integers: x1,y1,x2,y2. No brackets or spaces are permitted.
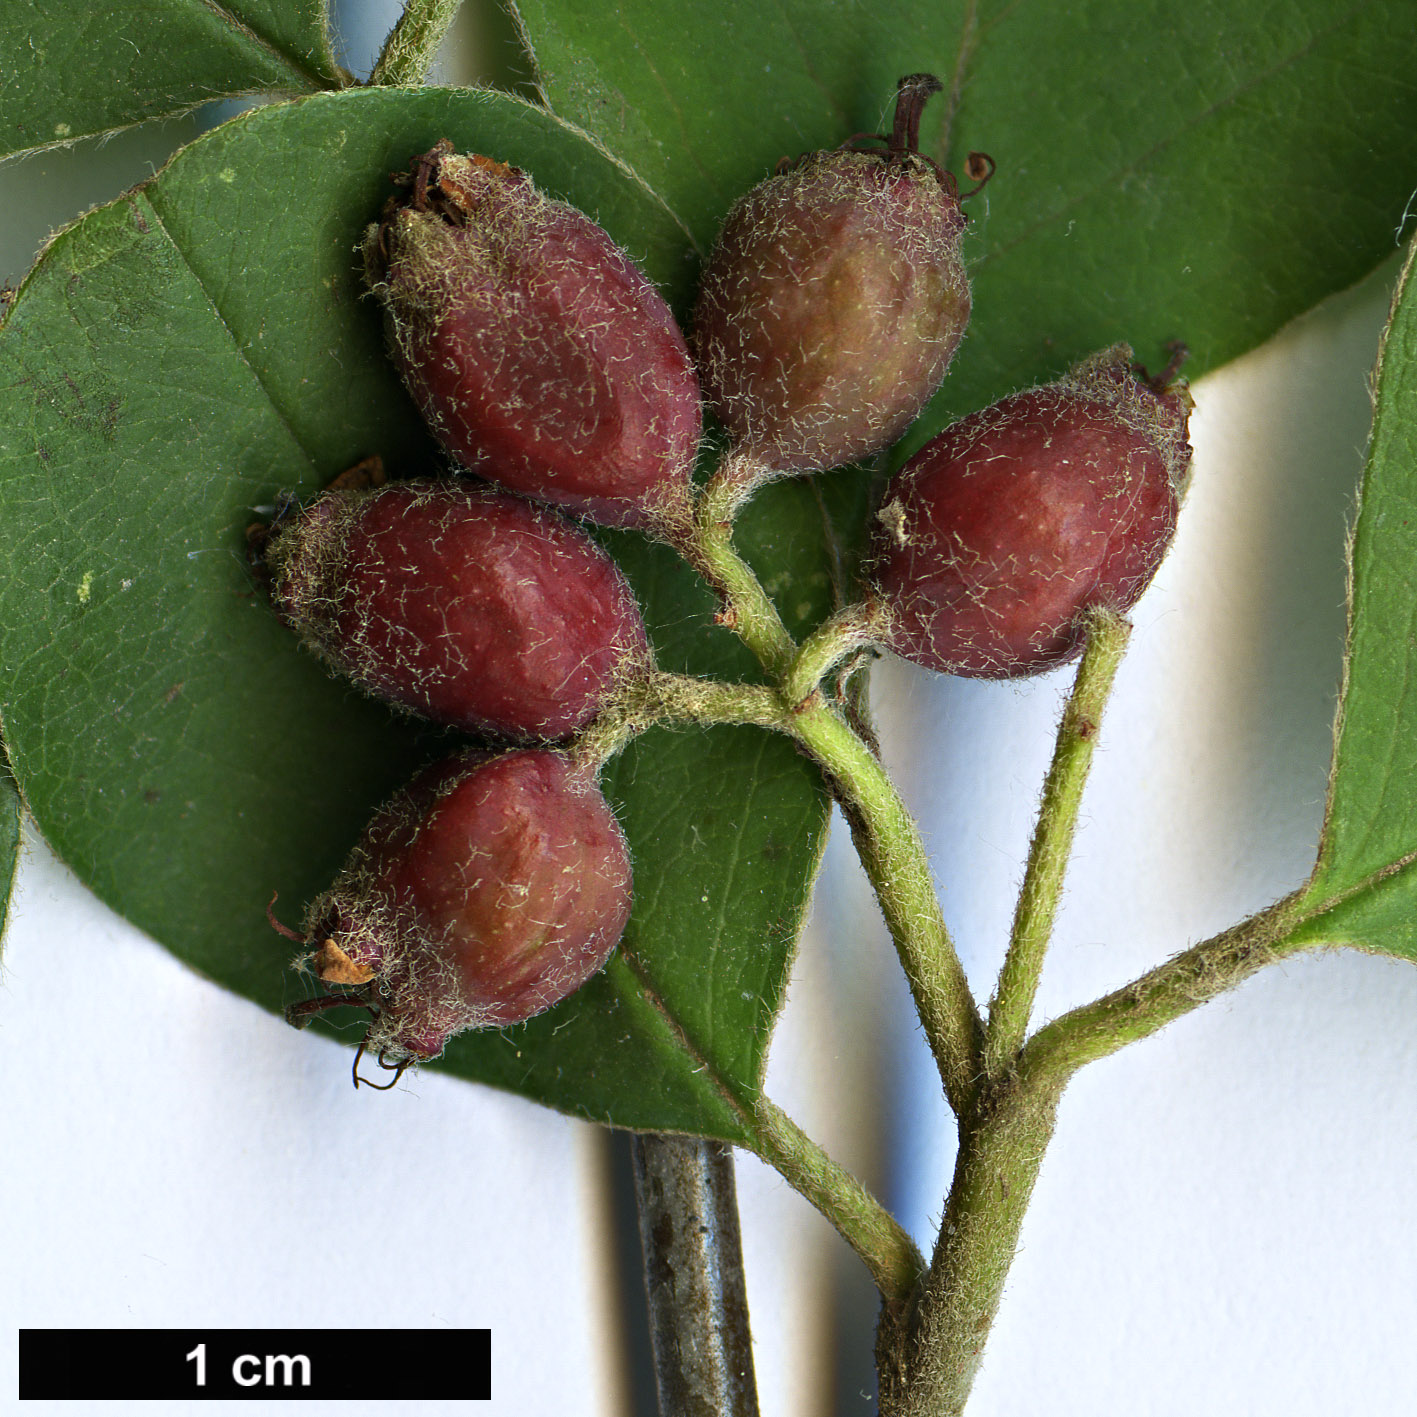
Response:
260,480,650,741
869,345,1191,678
364,142,702,533
286,748,633,1070
693,73,980,475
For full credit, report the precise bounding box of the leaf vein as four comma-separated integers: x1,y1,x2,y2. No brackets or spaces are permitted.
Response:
582,8,723,205
136,191,322,474
1300,845,1417,930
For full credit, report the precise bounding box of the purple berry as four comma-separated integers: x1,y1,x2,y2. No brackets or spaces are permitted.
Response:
869,346,1191,678
365,143,702,532
262,479,650,740
295,748,633,1062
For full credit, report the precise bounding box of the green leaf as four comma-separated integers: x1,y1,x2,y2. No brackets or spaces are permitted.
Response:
0,86,835,1138
514,0,1417,441
1287,239,1417,957
0,0,343,161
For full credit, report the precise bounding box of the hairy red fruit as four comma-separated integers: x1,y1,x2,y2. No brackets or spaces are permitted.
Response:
869,345,1191,678
262,480,650,740
364,143,702,532
299,749,632,1061
693,74,974,474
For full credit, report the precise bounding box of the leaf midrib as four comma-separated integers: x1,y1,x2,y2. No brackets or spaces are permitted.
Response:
1294,844,1417,939
137,182,323,475
614,942,756,1137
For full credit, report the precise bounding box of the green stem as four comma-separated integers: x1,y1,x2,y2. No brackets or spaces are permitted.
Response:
879,1073,1063,1417
882,891,1311,1414
782,601,886,707
675,452,796,676
570,672,786,773
748,1098,924,1305
667,448,982,1111
575,662,983,1120
369,0,464,86
1018,891,1308,1087
668,447,983,1112
573,662,983,1117
983,609,1131,1077
786,700,983,1115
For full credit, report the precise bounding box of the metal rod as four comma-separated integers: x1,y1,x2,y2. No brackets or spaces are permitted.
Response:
631,1134,761,1417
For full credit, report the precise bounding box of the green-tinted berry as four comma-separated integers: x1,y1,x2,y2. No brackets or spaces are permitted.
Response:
693,75,975,474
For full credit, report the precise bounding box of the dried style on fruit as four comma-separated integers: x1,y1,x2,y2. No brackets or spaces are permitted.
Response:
365,142,702,532
869,345,1191,677
260,480,650,740
693,74,977,474
289,749,633,1065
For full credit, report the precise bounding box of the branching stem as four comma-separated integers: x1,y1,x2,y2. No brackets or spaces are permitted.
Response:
983,609,1131,1076
882,891,1313,1414
575,655,983,1114
880,1072,1063,1416
369,0,463,87
643,436,1320,1416
566,665,985,1281
782,600,886,707
1017,891,1308,1087
666,447,984,1113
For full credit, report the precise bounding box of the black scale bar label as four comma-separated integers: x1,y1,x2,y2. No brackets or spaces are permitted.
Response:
19,1329,490,1400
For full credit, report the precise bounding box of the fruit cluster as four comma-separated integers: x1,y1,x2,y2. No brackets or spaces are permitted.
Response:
265,74,1191,1082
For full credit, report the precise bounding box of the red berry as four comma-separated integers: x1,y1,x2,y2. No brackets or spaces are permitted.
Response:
298,748,632,1061
365,143,702,532
262,480,649,740
693,75,975,474
869,346,1191,678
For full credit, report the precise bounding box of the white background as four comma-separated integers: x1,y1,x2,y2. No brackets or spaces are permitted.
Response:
4,7,1417,1414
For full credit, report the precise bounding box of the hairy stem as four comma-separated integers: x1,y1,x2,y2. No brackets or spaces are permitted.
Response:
879,1074,1063,1416
570,672,786,772
883,891,1311,1413
676,452,796,676
1018,891,1308,1087
782,601,886,707
578,669,983,1114
369,0,464,86
668,447,983,1110
984,609,1131,1076
787,700,983,1115
571,667,978,1294
747,1098,925,1304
